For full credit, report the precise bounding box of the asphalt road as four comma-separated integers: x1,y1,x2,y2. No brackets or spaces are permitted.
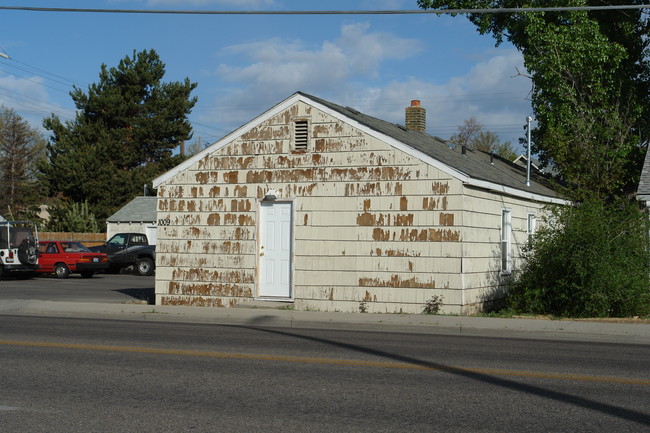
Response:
0,272,154,304
1,314,649,432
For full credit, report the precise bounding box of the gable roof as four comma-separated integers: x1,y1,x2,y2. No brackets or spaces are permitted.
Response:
154,92,565,204
107,196,157,223
637,145,650,202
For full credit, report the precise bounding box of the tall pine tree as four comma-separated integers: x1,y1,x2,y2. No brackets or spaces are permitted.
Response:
0,106,46,220
42,49,196,220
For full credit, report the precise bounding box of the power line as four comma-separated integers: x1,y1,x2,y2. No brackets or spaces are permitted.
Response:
9,58,82,87
0,90,73,121
0,67,73,95
0,5,647,15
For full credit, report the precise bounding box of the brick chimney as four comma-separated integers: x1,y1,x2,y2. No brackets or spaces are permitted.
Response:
405,100,426,132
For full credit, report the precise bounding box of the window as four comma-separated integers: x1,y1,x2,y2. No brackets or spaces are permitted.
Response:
501,209,512,273
527,213,537,235
108,234,127,246
0,227,7,249
293,119,308,150
131,234,146,245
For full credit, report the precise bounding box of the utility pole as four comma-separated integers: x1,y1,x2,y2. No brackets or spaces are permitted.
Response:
525,116,532,187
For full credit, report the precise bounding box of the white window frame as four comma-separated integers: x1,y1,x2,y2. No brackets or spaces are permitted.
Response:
501,208,512,274
527,212,537,236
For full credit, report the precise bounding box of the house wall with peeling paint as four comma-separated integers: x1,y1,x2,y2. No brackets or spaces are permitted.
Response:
154,100,546,314
459,186,545,315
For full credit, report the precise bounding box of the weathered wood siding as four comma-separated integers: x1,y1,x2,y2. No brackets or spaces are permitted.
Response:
155,100,544,314
460,186,546,314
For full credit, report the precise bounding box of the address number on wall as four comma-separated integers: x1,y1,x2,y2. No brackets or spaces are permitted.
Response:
158,218,171,226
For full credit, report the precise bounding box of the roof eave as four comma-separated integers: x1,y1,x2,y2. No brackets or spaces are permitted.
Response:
464,178,568,205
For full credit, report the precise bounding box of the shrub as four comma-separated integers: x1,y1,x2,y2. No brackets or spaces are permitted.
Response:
46,200,101,233
422,295,444,314
508,196,650,318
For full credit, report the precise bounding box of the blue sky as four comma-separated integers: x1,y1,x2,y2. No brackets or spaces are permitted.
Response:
0,0,534,151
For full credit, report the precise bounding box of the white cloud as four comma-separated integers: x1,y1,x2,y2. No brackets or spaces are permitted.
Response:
203,22,422,128
198,18,530,149
0,74,74,133
0,75,48,114
328,49,532,147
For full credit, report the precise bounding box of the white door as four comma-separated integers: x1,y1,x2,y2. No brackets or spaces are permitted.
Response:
259,201,293,298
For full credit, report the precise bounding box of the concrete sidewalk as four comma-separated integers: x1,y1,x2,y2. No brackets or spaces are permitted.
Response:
0,298,648,344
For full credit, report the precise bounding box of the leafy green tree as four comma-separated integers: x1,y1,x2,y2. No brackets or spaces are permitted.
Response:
474,130,517,161
0,106,47,220
418,0,649,199
41,49,197,220
450,116,517,160
507,197,650,318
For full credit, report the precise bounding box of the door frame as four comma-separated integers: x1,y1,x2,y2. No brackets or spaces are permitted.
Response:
256,198,296,300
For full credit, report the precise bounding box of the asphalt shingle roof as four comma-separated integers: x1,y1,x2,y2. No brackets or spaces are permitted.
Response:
107,196,157,223
301,92,558,198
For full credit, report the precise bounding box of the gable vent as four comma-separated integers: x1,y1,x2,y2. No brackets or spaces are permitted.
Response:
293,119,308,150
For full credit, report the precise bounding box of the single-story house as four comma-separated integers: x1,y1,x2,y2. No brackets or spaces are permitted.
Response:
152,92,564,315
637,145,650,239
638,145,650,207
106,196,158,244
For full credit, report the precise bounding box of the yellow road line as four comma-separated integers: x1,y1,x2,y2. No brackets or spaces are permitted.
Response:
1,339,648,386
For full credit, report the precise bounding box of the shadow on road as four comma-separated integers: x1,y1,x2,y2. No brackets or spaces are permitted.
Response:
114,287,154,304
240,322,650,428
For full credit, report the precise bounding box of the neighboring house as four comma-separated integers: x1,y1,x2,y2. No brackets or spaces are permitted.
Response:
513,154,541,172
106,196,158,245
152,92,564,315
513,154,558,177
637,145,650,231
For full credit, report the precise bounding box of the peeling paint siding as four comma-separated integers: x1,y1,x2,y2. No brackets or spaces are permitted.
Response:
155,240,257,255
157,253,252,269
458,185,548,313
155,100,546,313
296,255,460,273
158,295,246,308
292,286,465,315
293,271,461,292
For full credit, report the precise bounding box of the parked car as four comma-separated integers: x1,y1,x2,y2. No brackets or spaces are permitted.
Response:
89,233,156,276
37,241,109,279
0,220,39,278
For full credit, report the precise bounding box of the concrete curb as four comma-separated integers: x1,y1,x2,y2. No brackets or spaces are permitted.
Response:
1,299,648,344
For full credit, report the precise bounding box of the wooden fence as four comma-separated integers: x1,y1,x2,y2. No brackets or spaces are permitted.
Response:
38,232,107,247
